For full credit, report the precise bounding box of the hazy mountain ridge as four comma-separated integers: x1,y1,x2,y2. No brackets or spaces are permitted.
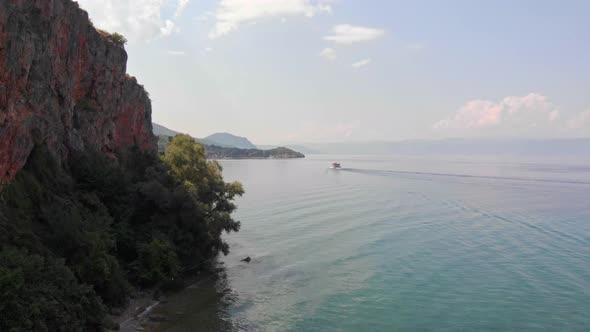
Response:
152,123,180,137
204,133,257,150
291,138,590,156
153,123,256,149
153,123,304,159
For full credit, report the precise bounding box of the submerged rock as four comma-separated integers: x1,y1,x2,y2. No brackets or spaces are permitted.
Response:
241,256,252,263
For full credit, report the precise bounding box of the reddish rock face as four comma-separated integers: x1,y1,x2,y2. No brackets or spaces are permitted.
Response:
0,0,156,180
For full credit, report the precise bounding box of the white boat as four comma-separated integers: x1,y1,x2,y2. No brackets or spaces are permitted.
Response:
331,162,342,169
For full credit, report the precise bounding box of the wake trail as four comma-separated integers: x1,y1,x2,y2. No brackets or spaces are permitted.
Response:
341,168,590,186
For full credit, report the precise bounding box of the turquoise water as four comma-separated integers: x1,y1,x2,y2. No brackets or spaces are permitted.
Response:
154,155,590,331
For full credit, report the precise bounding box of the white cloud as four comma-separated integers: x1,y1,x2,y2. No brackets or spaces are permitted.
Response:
166,50,187,56
433,93,560,131
209,0,333,39
567,110,590,130
205,47,213,52
434,100,502,129
160,20,178,36
319,47,336,60
175,0,190,18
352,58,371,68
324,24,384,45
77,0,180,42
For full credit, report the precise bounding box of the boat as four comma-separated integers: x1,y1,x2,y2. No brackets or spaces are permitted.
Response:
331,162,342,169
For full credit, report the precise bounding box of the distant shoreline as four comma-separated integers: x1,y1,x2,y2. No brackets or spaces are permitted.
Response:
208,156,305,160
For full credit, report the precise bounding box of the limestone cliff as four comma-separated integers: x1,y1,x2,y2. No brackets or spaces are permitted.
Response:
0,0,156,180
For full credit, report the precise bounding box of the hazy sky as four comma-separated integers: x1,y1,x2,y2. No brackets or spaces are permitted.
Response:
77,0,590,144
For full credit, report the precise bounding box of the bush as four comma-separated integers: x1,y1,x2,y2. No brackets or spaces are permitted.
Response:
131,238,180,287
110,32,127,46
0,247,105,331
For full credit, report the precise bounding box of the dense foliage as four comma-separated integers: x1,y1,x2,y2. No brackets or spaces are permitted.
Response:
0,134,243,331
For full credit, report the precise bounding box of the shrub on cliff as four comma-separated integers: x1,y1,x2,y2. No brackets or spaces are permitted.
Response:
110,32,127,46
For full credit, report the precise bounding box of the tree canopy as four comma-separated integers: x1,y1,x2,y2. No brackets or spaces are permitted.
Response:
0,136,243,331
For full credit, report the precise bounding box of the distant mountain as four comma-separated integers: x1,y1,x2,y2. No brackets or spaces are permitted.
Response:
292,138,590,157
153,123,256,149
152,123,179,137
203,133,257,150
153,123,304,159
152,123,236,148
154,122,590,157
157,134,304,159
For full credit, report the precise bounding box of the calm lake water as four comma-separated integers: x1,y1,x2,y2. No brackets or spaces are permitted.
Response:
151,155,590,331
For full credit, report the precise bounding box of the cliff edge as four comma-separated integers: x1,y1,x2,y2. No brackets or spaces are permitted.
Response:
0,0,156,180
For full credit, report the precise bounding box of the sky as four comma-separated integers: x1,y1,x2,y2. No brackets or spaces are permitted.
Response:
76,0,590,144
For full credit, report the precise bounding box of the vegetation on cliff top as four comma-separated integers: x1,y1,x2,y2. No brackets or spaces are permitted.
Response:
0,135,243,331
97,30,128,47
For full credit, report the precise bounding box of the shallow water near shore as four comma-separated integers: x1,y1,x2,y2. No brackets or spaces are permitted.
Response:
147,155,590,331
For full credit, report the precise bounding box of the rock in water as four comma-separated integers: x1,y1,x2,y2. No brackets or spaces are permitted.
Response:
0,0,157,181
241,257,252,263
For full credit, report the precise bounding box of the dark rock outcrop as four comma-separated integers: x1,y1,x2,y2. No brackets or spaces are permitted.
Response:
0,0,156,180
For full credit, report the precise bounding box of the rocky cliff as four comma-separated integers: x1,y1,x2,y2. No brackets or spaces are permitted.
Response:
0,0,156,180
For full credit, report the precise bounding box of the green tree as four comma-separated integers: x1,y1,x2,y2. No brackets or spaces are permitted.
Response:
162,134,244,254
131,238,180,287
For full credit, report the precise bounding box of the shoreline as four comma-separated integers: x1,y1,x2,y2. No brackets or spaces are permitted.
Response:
208,156,305,160
113,263,226,332
112,291,160,332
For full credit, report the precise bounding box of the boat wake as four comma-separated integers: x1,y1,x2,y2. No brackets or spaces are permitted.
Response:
341,168,590,186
